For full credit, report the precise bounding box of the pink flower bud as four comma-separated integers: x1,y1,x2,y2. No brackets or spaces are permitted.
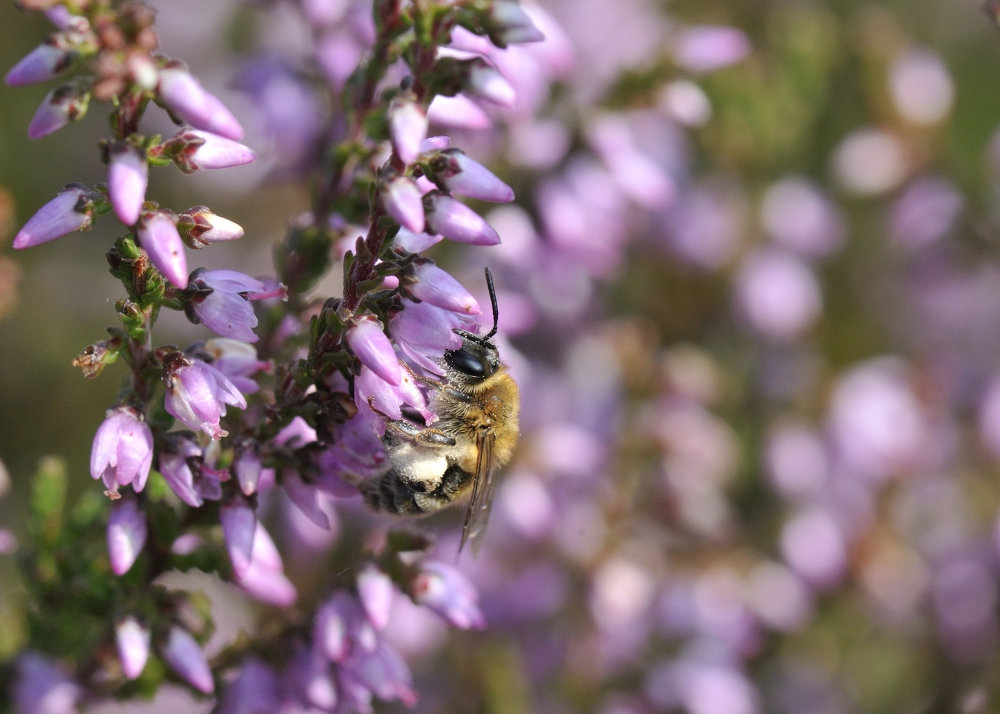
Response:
221,499,256,579
380,175,425,233
427,94,491,130
425,193,501,245
357,564,395,631
107,145,148,226
407,261,482,315
467,60,516,107
27,80,90,139
346,316,402,386
107,498,147,576
158,65,244,141
165,128,256,172
411,560,486,629
672,25,751,74
389,96,427,165
177,206,245,246
160,627,215,694
234,521,297,606
14,184,97,250
115,617,151,680
5,39,76,86
428,149,514,203
137,212,188,287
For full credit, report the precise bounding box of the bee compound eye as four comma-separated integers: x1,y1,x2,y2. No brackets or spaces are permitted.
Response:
445,348,486,377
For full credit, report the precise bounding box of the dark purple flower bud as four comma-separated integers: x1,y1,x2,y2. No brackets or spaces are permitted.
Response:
424,193,501,244
14,653,80,714
358,564,395,631
115,616,151,680
202,338,269,396
107,497,147,576
406,261,483,315
27,80,91,139
164,357,247,439
672,25,751,74
411,560,486,629
90,405,154,495
13,183,97,249
428,150,514,203
466,59,516,106
5,38,77,86
107,144,148,226
233,521,298,606
488,0,546,44
137,212,188,287
160,626,215,695
165,128,256,172
221,499,256,579
389,95,427,165
217,659,279,714
157,65,244,141
380,175,425,233
427,94,491,130
177,206,245,246
346,316,402,386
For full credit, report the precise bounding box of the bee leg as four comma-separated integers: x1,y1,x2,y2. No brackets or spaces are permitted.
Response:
385,419,457,448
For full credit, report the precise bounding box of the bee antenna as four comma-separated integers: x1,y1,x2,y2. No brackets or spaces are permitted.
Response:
484,267,499,340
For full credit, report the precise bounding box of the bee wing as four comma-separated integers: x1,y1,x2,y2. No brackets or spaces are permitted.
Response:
459,431,500,556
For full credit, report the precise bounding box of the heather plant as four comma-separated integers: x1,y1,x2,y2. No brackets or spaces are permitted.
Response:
5,0,1000,713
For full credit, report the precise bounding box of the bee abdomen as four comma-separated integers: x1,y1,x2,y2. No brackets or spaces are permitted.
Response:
359,464,474,517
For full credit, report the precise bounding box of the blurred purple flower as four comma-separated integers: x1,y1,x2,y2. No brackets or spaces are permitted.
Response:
160,626,214,694
137,211,188,287
411,561,486,630
234,521,297,606
217,659,280,714
347,316,402,386
164,128,256,172
381,175,425,233
14,653,80,714
405,261,482,315
115,616,151,680
427,94,492,130
189,269,285,342
488,0,546,45
157,65,244,141
13,183,98,249
389,95,427,165
90,405,154,494
734,249,822,341
889,177,963,251
761,176,845,257
233,443,263,496
221,499,256,578
165,356,246,439
671,25,750,73
888,48,954,125
466,59,516,106
107,144,148,226
107,496,147,576
358,564,395,631
340,640,417,708
283,469,333,530
27,80,90,139
158,437,211,507
5,39,77,86
781,507,848,589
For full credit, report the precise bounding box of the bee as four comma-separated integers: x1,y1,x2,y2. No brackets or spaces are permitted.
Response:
359,268,520,554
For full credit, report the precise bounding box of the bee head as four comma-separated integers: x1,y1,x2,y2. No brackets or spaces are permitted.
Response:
444,268,501,382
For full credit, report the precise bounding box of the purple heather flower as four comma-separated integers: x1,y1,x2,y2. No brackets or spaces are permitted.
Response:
107,497,147,575
405,261,482,315
90,406,154,494
466,59,516,106
411,561,486,630
14,653,81,714
380,175,425,233
488,0,546,44
761,177,845,257
346,316,402,387
158,437,225,507
427,93,492,130
671,25,751,74
164,357,247,439
273,415,318,449
358,565,395,631
888,48,954,125
389,95,428,165
164,128,256,172
393,226,443,253
734,249,822,341
45,7,89,33
315,592,378,663
107,144,148,226
233,443,263,496
889,176,963,251
5,38,77,86
27,80,90,139
202,338,269,396
390,299,466,374
780,507,848,589
428,149,515,203
177,206,245,246
284,470,332,530
218,659,279,714
341,640,418,707
157,65,244,141
190,269,285,343
13,183,97,249
160,626,214,695
290,648,338,711
234,521,297,606
424,194,503,244
137,212,188,287
115,616,151,680
314,413,391,492
354,364,403,432
221,499,256,579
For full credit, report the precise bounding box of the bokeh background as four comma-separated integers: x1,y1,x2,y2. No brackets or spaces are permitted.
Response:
6,0,1000,711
